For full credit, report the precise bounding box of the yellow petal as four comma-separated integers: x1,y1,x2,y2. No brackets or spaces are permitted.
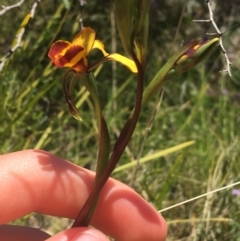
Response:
72,27,95,54
106,53,138,73
92,40,109,57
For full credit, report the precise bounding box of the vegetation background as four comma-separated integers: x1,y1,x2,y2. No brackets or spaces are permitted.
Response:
1,0,240,240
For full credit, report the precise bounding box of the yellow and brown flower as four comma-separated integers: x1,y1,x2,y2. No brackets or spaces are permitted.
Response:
48,27,137,73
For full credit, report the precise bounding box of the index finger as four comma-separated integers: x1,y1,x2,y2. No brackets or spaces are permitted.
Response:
0,150,167,241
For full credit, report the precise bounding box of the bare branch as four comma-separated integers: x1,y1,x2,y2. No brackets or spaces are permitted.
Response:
78,0,86,30
0,0,41,72
193,0,232,76
0,0,25,16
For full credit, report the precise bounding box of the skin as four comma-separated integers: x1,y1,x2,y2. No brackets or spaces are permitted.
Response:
0,150,167,241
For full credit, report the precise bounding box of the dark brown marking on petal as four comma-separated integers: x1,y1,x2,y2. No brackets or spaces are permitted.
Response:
63,45,85,63
48,41,70,60
56,56,69,67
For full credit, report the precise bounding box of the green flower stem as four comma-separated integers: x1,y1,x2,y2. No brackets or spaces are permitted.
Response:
80,73,101,129
80,72,110,180
71,72,110,228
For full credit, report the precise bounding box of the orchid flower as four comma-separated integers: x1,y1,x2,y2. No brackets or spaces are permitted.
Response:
48,27,137,73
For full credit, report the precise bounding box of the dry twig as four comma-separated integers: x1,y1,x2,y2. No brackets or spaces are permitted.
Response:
193,0,232,76
0,0,25,16
0,0,41,72
78,0,86,30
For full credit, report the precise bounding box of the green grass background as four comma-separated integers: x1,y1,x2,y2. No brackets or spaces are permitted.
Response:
1,0,240,240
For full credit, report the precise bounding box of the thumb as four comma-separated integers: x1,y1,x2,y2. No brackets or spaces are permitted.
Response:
46,227,110,241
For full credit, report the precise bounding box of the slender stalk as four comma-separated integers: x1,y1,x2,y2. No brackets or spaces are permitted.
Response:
71,72,110,227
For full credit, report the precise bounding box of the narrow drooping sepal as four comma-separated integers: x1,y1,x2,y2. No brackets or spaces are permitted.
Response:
62,71,83,121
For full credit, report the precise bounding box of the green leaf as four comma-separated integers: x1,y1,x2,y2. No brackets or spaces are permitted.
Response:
132,0,151,38
114,0,134,56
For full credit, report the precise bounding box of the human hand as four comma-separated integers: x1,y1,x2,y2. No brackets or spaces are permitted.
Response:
0,150,167,241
